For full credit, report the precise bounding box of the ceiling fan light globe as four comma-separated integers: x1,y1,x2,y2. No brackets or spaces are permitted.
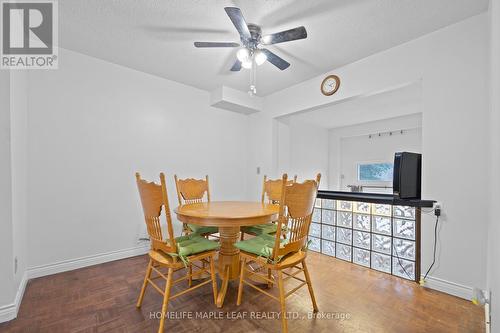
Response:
241,60,253,69
236,48,250,62
254,50,267,65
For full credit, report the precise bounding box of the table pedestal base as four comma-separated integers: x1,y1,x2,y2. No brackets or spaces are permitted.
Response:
216,226,240,307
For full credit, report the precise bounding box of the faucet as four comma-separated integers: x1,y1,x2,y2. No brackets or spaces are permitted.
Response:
347,185,363,192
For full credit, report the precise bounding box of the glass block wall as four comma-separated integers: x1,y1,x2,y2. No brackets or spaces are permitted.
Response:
309,199,418,281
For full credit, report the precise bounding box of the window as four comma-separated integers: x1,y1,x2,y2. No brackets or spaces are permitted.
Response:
357,162,393,182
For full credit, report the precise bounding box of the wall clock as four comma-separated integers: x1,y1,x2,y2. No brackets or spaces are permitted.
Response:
321,75,340,96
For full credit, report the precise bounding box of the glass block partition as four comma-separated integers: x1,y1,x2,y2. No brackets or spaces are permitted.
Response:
309,198,421,282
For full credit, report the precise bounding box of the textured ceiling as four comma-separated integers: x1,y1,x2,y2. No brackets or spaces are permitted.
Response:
59,0,488,96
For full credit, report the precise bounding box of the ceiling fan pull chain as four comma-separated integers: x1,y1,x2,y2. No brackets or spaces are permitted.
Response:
249,60,257,96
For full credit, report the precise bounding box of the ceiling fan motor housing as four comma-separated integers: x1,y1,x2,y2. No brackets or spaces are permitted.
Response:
245,24,262,49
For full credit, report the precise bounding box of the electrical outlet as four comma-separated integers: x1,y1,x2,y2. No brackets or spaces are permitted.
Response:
434,202,442,217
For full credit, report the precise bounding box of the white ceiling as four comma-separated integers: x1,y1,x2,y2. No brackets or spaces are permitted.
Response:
284,82,422,129
59,0,488,96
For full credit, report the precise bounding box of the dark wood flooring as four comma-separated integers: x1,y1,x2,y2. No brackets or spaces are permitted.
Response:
0,252,484,332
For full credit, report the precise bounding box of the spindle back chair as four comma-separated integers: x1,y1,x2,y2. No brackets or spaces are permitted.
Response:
241,175,297,241
236,173,321,333
261,175,297,204
135,173,218,333
174,175,218,237
174,175,210,204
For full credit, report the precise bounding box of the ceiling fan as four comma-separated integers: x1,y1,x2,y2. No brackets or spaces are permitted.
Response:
194,7,307,71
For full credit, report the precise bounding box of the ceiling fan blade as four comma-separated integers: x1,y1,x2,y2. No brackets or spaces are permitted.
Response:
230,60,242,71
261,49,290,70
261,26,307,45
194,42,240,48
224,7,251,40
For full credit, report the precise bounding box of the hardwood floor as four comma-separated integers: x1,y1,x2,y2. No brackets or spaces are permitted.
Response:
0,252,484,332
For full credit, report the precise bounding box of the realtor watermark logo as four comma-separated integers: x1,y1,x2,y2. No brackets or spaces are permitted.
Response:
1,0,58,69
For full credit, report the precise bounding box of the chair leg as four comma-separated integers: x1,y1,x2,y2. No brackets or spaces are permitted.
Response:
209,256,218,305
267,268,273,289
302,260,318,312
136,258,153,308
236,258,247,306
188,264,193,287
158,267,174,333
277,270,288,333
201,259,208,280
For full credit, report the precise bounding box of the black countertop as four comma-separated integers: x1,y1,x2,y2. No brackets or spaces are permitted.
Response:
317,190,435,208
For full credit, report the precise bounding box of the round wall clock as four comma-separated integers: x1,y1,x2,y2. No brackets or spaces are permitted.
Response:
321,75,340,96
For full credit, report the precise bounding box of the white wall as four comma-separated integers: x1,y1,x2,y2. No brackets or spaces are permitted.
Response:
276,118,329,187
488,0,500,330
25,48,248,269
276,118,291,175
0,71,15,308
10,71,28,298
253,13,490,297
246,112,275,200
0,70,29,322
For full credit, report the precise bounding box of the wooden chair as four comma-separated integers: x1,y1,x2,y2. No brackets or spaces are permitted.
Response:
240,175,297,241
235,173,321,333
262,175,298,204
174,175,218,237
135,173,218,333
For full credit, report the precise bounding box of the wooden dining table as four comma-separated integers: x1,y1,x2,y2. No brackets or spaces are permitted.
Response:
174,201,279,308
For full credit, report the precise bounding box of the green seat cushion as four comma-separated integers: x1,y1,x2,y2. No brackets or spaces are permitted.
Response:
235,233,287,259
242,223,278,235
188,224,218,235
175,234,219,257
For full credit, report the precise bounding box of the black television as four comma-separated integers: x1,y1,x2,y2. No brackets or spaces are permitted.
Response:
393,152,422,199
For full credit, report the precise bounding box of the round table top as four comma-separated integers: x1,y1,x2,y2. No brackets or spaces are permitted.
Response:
174,201,279,227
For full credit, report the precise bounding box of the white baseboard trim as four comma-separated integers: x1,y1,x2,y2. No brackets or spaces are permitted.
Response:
27,244,150,280
0,271,28,323
421,275,473,300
